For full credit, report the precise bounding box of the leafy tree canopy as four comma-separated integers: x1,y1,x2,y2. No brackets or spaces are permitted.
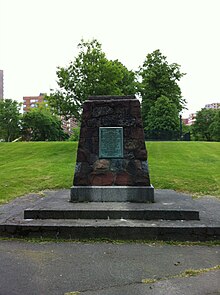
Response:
0,99,21,142
21,104,67,141
145,96,180,140
192,108,219,141
47,39,136,120
138,49,186,128
209,109,220,141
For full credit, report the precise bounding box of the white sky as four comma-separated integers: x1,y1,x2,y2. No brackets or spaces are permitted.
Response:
0,0,219,117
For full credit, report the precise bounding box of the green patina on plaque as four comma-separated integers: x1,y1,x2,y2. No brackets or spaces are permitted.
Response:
99,127,123,158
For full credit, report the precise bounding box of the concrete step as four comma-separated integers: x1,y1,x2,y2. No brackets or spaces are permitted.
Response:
23,190,200,221
24,205,199,220
0,219,219,241
1,189,219,241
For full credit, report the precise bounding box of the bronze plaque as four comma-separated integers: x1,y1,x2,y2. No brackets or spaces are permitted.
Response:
99,127,123,158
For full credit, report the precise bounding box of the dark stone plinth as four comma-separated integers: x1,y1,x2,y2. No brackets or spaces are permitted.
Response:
70,186,154,203
2,189,220,241
24,207,199,221
72,95,153,200
24,192,199,220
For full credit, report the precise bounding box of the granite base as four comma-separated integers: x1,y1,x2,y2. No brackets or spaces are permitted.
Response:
70,185,154,203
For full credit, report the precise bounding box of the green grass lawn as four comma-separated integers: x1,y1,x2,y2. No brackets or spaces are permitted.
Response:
0,142,77,204
0,141,219,204
147,141,220,197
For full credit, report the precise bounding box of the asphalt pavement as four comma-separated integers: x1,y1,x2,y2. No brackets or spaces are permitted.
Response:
0,239,219,295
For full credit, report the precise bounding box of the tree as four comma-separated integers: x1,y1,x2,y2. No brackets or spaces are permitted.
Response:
145,96,180,140
47,39,136,120
138,49,186,129
210,110,220,141
0,99,21,142
68,127,80,141
21,105,67,141
192,108,217,141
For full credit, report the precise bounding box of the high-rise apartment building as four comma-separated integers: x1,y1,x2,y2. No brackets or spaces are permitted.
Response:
61,116,78,134
22,93,77,135
205,102,220,109
0,70,3,99
23,93,46,112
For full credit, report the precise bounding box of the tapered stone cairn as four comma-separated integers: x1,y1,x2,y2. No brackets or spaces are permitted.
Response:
70,95,154,202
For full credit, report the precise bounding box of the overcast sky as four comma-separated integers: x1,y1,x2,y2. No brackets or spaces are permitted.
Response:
0,0,219,117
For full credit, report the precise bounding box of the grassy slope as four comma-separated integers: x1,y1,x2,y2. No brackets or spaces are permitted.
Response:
147,141,220,197
0,141,219,204
0,142,77,204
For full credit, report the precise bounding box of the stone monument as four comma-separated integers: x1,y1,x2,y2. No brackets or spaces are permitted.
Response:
70,95,154,202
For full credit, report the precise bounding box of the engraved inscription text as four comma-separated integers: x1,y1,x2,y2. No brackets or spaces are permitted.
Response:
99,127,123,158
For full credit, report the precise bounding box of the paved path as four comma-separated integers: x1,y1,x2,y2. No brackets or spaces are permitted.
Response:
0,240,219,295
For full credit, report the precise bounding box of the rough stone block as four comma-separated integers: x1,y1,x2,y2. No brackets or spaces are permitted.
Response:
89,172,115,186
115,172,133,186
72,95,153,197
